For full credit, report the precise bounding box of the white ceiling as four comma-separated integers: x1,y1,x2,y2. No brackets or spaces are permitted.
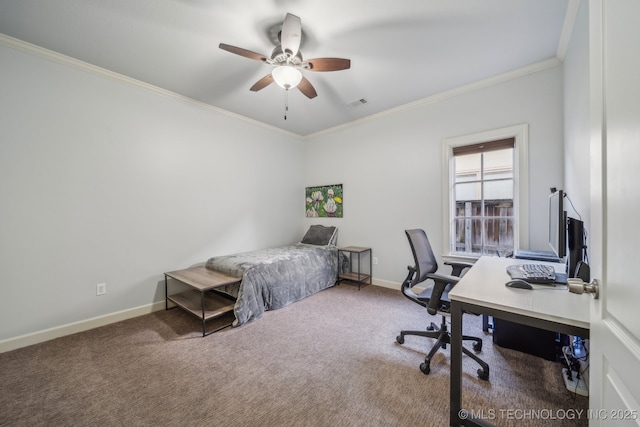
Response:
0,0,573,136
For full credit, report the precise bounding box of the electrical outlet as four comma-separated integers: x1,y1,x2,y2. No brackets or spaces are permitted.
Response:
96,283,106,296
373,257,378,265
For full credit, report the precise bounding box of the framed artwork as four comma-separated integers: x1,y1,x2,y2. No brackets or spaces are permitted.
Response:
305,184,343,217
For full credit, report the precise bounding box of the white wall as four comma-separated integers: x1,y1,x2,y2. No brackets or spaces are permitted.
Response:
563,0,591,242
0,37,569,346
304,65,565,284
0,43,303,343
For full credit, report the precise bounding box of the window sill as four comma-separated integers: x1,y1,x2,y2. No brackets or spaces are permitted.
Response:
442,253,482,264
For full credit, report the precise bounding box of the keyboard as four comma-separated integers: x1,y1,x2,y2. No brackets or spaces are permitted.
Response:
507,264,556,284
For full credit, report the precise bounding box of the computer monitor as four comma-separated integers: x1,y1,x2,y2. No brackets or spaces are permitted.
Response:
548,189,567,259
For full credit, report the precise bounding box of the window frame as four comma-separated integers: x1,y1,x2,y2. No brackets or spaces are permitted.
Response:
442,123,529,261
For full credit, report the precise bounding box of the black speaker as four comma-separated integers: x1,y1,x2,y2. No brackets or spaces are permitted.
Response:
567,218,586,277
575,261,590,282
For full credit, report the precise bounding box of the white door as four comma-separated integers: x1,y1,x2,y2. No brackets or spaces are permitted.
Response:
588,0,640,424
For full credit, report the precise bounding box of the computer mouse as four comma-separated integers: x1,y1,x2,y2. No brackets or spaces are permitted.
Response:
505,279,533,290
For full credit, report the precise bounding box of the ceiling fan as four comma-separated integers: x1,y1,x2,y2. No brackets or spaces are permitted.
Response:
219,13,351,99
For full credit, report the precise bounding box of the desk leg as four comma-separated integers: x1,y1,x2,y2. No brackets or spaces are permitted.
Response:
450,301,494,427
450,300,463,426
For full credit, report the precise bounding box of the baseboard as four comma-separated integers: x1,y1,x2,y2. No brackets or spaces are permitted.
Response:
2,280,402,353
371,278,427,293
0,300,166,353
371,278,400,291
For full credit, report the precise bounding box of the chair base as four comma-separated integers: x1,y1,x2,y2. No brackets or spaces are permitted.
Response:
396,317,490,380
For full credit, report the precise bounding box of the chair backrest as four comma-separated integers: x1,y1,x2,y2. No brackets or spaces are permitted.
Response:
405,229,438,286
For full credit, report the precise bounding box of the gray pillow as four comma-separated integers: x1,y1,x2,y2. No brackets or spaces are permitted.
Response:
300,225,337,246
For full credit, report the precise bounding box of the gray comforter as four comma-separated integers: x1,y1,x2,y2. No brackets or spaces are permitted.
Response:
205,244,339,326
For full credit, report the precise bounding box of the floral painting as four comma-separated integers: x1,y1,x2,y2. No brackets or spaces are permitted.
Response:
305,184,343,218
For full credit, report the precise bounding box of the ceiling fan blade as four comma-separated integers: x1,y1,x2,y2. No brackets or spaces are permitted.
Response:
219,43,268,62
280,13,302,57
297,77,317,99
250,74,275,92
305,58,351,72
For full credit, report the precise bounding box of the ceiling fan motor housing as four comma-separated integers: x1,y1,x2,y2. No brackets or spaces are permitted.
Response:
270,46,303,65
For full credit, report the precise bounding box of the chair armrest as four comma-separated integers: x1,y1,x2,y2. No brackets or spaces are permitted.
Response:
444,261,474,277
399,266,429,309
425,272,460,315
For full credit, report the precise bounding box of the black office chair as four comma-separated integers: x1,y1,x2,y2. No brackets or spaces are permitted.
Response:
396,229,489,380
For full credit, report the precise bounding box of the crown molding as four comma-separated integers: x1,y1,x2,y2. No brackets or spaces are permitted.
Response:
556,0,581,60
304,57,562,140
2,33,562,142
0,33,300,139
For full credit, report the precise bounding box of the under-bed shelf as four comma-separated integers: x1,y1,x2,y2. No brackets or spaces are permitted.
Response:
167,289,235,321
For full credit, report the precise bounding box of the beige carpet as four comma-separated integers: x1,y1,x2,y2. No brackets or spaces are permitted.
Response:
0,283,587,426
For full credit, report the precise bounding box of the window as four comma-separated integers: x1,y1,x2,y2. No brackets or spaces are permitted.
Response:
453,139,514,256
443,124,529,259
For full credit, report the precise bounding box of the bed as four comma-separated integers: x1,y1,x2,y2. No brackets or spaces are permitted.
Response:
205,225,341,326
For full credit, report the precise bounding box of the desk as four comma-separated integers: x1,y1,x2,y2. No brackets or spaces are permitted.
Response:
448,256,590,426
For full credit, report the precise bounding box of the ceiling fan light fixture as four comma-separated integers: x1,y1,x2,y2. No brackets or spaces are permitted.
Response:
220,13,350,100
272,65,302,90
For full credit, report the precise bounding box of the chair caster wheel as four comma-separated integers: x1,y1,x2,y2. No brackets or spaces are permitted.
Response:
473,341,482,352
477,368,489,381
396,335,404,344
420,362,431,375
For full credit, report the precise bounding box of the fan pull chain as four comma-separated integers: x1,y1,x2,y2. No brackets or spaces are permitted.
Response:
284,89,289,120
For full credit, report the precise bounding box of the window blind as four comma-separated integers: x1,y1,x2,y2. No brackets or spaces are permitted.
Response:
452,137,515,156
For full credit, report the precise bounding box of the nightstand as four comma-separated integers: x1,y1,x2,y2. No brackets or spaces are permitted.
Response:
337,246,372,290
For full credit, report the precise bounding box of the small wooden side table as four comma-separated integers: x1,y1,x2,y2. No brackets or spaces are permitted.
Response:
164,266,240,336
338,246,372,290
